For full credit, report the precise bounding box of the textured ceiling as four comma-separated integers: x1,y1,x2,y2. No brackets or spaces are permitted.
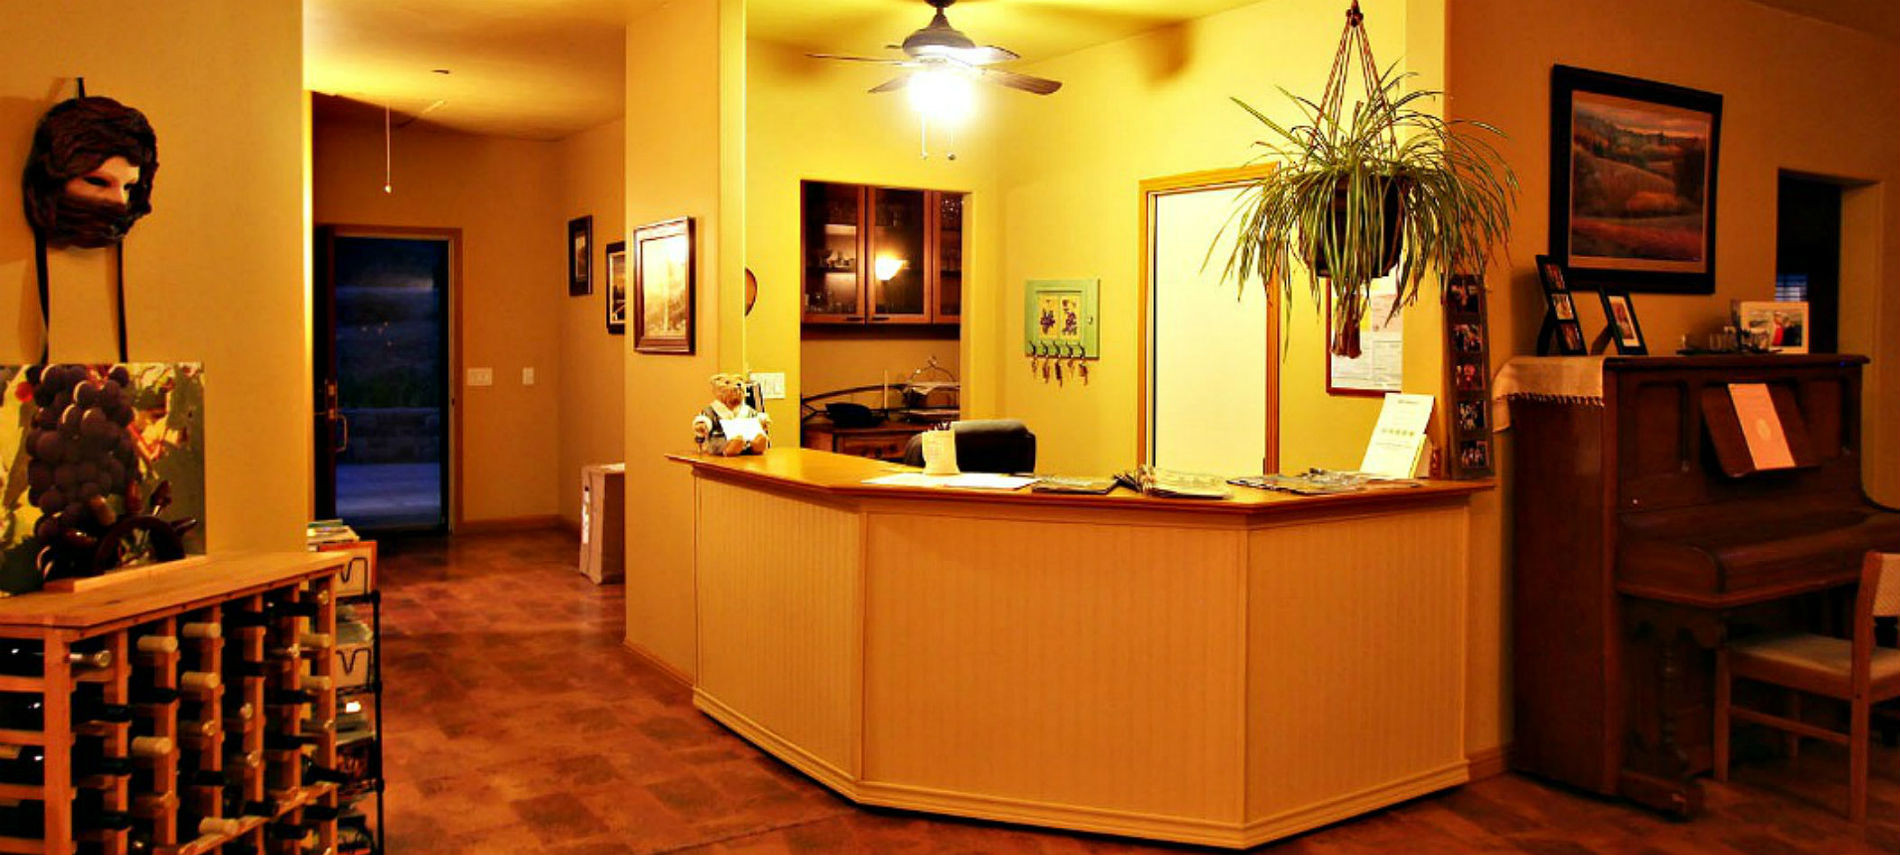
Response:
305,0,657,140
306,0,1268,140
748,0,1268,60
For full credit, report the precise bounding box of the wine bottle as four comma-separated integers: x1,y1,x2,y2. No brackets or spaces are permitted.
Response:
297,633,334,651
267,601,320,620
0,690,132,730
178,671,221,694
301,802,342,822
130,685,180,706
223,610,270,629
135,635,179,655
299,718,335,735
265,820,316,845
189,815,244,837
222,659,271,680
0,743,45,784
223,792,277,818
126,735,174,758
227,749,263,770
301,758,351,785
0,641,112,676
264,689,316,707
264,732,321,752
297,674,333,693
180,621,223,640
0,798,135,836
265,644,304,660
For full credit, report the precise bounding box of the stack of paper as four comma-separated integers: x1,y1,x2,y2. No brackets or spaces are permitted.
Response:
863,472,1037,491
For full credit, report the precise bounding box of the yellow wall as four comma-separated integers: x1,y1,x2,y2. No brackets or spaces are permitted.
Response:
744,39,1000,433
0,2,309,551
312,120,565,524
1447,0,1900,751
556,119,627,524
623,0,747,677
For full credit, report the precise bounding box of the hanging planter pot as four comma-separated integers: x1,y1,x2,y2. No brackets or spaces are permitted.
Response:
1303,175,1408,281
1224,1,1516,362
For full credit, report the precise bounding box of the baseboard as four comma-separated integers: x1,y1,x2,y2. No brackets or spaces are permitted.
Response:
622,640,693,687
1467,743,1512,781
456,514,561,534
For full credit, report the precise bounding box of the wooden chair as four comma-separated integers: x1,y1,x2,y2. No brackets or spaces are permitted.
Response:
1715,550,1900,822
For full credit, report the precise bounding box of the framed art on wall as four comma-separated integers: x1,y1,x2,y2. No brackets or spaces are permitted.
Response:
604,241,627,335
1550,65,1722,294
633,217,695,354
568,215,592,296
1442,274,1494,479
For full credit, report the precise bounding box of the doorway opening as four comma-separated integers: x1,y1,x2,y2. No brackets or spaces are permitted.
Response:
1776,172,1843,353
315,227,459,534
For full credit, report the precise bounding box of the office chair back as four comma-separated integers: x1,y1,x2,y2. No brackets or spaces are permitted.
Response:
901,419,1036,474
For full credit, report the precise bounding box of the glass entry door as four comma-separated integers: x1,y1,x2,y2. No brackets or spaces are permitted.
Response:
315,228,454,533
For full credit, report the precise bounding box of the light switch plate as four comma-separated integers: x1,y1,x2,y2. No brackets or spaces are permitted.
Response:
751,372,787,400
522,367,536,386
467,367,493,387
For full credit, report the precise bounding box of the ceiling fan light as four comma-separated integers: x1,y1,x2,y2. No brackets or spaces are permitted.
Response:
908,69,975,124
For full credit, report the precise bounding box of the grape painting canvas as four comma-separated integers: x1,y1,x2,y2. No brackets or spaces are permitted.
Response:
0,363,207,594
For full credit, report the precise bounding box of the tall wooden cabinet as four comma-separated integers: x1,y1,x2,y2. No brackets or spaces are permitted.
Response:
802,181,963,326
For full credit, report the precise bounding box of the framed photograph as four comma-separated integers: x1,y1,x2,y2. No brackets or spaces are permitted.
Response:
1535,254,1588,355
1599,290,1648,355
1551,65,1722,294
604,240,627,335
1441,273,1493,479
568,215,592,296
633,217,695,354
1735,300,1810,354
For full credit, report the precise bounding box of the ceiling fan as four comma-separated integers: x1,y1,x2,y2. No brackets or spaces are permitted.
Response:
808,0,1063,97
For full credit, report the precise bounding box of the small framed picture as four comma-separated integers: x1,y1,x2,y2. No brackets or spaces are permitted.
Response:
1458,439,1491,471
1448,279,1480,314
633,216,696,355
568,215,592,296
1455,360,1486,393
604,240,628,335
1535,254,1569,294
1734,300,1809,354
1452,322,1485,354
1599,290,1648,355
1457,399,1486,433
1560,323,1586,354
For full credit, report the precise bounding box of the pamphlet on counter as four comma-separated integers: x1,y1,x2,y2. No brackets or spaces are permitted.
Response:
1358,393,1434,479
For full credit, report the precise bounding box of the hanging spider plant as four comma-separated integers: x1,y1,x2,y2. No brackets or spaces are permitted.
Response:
1226,64,1516,358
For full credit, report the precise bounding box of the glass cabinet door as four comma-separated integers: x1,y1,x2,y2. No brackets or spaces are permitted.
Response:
802,182,864,321
869,188,929,322
934,192,964,322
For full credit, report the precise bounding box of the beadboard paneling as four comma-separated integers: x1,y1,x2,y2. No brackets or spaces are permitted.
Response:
862,512,1248,823
693,479,861,776
1244,505,1470,822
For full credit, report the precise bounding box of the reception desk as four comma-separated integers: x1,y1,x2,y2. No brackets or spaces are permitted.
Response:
670,448,1486,848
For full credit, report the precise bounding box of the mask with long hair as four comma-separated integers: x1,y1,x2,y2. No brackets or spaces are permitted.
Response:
22,96,158,249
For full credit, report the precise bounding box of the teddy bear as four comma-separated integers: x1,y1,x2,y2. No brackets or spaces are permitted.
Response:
691,373,771,456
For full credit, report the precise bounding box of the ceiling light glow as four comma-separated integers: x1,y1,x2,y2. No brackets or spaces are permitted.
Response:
907,69,974,125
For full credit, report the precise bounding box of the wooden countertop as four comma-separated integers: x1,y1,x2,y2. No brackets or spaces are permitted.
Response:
669,447,1491,519
0,552,348,630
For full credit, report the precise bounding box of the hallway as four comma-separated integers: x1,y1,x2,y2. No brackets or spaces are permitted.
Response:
375,531,1899,854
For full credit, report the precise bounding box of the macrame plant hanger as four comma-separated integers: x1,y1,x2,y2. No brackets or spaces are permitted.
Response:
1312,2,1397,356
36,76,133,367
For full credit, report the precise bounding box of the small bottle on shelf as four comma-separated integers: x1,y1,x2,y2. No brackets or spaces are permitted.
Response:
178,670,222,694
300,758,352,786
0,689,133,730
0,640,112,676
180,621,224,640
134,635,180,656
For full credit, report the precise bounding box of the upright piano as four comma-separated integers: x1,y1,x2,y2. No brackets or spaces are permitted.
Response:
1508,354,1900,814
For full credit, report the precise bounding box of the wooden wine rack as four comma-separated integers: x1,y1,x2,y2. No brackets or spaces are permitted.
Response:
0,553,349,855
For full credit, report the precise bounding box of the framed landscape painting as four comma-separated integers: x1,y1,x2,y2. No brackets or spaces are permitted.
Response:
633,217,695,354
1550,65,1722,294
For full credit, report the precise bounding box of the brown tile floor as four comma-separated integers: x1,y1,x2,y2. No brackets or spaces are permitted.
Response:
376,530,1900,854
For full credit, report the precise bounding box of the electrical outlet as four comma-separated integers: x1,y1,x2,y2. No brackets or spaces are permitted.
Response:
522,367,536,386
751,372,787,400
467,367,493,387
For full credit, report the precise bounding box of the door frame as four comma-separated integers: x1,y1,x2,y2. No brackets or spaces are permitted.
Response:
315,224,465,531
1138,165,1280,472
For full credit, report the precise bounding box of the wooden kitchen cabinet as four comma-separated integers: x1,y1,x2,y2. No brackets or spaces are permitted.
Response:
802,180,964,326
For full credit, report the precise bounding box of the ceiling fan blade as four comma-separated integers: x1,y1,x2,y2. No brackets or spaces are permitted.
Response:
807,53,907,64
980,68,1062,96
868,76,911,94
952,45,1019,66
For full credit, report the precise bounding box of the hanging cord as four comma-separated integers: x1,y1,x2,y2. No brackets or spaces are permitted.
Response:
1312,1,1392,151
